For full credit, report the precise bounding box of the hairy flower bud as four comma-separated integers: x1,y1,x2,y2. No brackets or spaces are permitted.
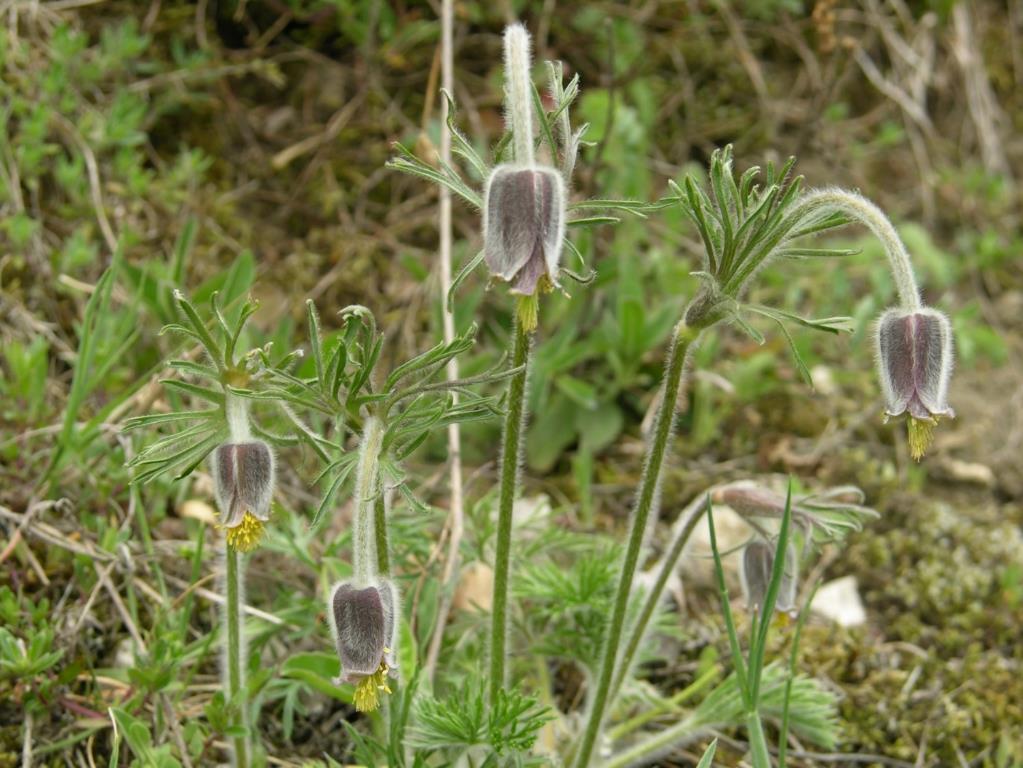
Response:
875,307,954,460
714,484,787,521
329,578,399,712
740,538,798,614
483,164,565,297
213,440,274,552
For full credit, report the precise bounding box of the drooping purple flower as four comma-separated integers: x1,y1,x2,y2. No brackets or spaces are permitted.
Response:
213,441,274,550
740,538,798,614
329,579,399,711
483,164,565,297
875,307,954,460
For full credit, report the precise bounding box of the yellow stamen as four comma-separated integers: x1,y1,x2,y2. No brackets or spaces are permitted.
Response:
352,659,392,713
516,293,539,333
907,417,936,462
223,511,265,552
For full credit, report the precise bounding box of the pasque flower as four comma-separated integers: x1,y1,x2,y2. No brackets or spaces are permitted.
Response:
484,164,565,297
740,538,798,614
482,24,566,306
875,306,954,460
213,440,274,552
329,578,399,712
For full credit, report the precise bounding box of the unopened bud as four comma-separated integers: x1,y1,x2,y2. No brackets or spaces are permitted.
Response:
483,164,565,297
740,538,798,614
875,307,954,460
714,484,786,520
213,440,274,552
329,578,399,712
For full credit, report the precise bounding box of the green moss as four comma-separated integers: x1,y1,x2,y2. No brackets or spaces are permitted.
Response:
795,499,1023,760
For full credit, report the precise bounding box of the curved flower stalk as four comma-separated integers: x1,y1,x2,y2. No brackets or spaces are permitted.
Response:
790,188,955,459
574,148,917,767
325,415,400,714
328,415,399,713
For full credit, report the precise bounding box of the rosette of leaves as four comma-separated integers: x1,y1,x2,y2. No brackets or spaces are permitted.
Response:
260,302,519,527
670,145,857,382
123,290,294,486
124,294,512,530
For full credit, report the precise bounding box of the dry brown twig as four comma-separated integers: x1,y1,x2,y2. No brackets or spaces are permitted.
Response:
424,0,465,685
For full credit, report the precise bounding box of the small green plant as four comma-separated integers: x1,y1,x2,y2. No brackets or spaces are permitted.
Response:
90,15,956,768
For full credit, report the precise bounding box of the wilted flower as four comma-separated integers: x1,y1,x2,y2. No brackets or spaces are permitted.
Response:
329,578,399,713
213,440,274,552
740,538,798,614
875,307,954,460
483,164,566,299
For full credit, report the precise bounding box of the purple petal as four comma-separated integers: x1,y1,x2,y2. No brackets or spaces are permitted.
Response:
740,539,773,610
876,310,916,416
213,441,274,527
332,584,386,677
912,308,954,416
876,308,954,419
483,165,565,295
330,579,399,680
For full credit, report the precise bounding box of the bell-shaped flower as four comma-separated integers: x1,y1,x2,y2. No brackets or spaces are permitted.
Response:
740,538,798,614
875,307,954,460
213,440,274,552
329,578,399,713
483,164,565,298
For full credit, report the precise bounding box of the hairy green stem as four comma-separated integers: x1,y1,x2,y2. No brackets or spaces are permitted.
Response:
792,188,921,311
504,24,534,166
573,323,697,768
374,493,390,576
353,416,385,582
488,316,532,707
611,494,710,698
225,545,248,768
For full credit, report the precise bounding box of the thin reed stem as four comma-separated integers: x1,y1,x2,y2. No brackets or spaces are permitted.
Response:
425,0,464,685
488,314,532,706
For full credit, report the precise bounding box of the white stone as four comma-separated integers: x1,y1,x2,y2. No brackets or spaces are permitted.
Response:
811,575,867,627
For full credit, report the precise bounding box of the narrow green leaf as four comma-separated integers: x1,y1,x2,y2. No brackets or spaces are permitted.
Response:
173,291,224,369
708,500,751,708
